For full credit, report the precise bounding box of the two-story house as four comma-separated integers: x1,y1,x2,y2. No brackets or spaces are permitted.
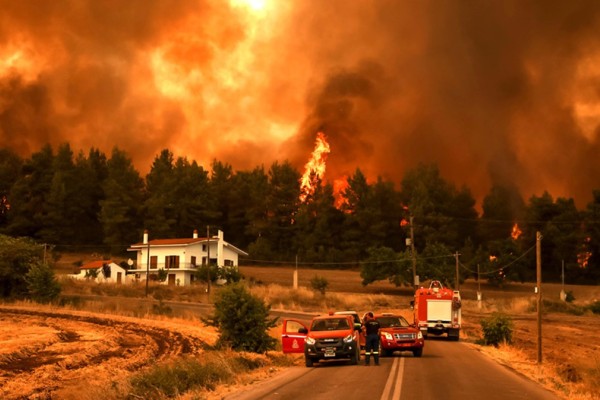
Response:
127,229,248,286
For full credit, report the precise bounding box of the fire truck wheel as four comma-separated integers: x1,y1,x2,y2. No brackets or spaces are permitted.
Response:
305,357,314,367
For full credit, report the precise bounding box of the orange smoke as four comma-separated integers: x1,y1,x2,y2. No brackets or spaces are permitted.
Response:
299,132,330,203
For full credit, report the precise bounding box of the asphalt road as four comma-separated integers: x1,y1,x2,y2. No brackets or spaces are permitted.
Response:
225,339,560,400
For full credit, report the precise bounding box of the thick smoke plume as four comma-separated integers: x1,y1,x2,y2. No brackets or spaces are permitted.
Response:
2,0,600,207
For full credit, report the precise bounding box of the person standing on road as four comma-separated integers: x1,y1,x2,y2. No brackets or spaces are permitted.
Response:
363,312,380,366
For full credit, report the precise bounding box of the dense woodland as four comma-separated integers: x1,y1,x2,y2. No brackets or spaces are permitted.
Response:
1,144,600,286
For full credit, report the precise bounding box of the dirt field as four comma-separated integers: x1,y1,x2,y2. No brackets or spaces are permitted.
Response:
2,265,600,399
0,306,217,400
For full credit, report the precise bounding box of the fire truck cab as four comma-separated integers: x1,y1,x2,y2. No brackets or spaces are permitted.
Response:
413,280,461,341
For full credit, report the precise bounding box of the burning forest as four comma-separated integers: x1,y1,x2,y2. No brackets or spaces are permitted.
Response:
1,0,600,209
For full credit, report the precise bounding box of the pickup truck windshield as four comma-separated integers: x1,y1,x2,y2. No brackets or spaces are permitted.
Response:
311,318,350,331
376,316,410,328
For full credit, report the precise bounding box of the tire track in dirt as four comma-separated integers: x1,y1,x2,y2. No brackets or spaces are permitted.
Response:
0,307,212,400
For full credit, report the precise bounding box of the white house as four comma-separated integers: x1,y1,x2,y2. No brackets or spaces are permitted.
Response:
70,260,129,284
126,229,248,286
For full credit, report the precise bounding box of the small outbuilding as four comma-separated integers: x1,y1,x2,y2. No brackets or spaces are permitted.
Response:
70,260,129,284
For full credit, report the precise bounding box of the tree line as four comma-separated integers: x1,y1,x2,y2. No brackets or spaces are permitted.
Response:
1,144,599,286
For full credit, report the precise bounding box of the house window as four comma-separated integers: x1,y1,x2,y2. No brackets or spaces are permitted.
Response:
202,256,207,265
165,255,180,269
224,259,234,267
202,244,207,251
150,256,158,268
191,256,197,267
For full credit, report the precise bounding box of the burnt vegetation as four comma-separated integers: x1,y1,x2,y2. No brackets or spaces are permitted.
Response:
1,144,600,289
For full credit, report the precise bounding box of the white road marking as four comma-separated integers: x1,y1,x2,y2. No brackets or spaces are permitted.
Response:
380,357,405,400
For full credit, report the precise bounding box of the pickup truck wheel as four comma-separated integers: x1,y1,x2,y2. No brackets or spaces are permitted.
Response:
349,346,358,365
305,357,314,367
413,348,423,357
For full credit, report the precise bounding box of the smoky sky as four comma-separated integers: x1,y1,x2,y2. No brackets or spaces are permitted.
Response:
2,0,600,208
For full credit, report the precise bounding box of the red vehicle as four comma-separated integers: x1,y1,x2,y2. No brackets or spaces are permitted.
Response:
413,280,461,340
281,313,362,367
334,311,365,349
375,313,424,357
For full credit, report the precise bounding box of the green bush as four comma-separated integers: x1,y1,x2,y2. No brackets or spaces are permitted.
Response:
310,275,329,295
541,298,585,316
194,264,241,284
588,300,600,315
157,268,168,282
206,283,277,353
26,262,61,303
480,312,513,347
129,356,231,399
565,290,575,303
0,234,47,299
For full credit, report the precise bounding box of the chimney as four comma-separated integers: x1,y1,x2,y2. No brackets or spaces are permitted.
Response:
193,229,198,239
143,230,149,244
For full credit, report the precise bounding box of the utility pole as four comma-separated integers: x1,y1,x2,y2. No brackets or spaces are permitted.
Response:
455,252,460,290
536,231,543,364
477,263,482,309
560,259,566,301
409,215,417,289
206,225,211,296
293,254,298,289
145,230,150,297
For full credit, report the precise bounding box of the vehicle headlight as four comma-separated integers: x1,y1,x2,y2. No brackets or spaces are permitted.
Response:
383,332,393,340
306,337,316,345
343,334,353,343
417,331,423,339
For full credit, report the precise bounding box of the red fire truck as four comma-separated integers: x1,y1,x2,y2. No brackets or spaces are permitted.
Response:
413,280,461,341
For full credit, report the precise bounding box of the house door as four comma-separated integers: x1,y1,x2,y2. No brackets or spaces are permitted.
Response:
168,274,176,286
117,272,122,284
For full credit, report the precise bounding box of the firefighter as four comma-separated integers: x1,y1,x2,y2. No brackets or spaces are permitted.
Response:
363,311,380,366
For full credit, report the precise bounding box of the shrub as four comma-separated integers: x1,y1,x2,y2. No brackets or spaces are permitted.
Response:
310,275,329,295
565,290,575,303
26,262,61,303
129,356,231,399
541,298,585,316
588,300,600,315
157,268,168,282
195,264,242,284
480,312,513,347
206,283,278,353
0,234,46,299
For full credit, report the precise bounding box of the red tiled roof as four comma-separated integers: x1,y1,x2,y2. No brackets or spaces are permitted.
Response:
129,238,207,247
80,260,113,270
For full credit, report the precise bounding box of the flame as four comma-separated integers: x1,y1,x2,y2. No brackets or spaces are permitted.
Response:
399,204,410,226
578,236,592,268
333,176,349,209
299,132,330,203
0,196,9,214
489,255,497,262
511,223,522,240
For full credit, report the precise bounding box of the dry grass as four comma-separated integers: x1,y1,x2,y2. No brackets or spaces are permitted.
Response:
248,283,408,315
8,263,598,399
